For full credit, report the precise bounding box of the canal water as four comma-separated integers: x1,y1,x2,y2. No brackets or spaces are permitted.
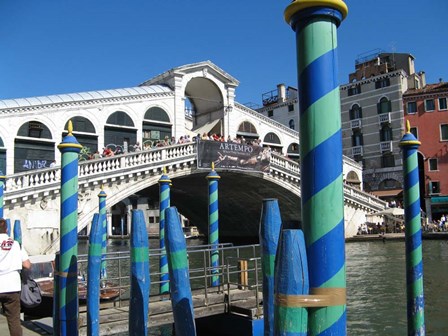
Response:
81,239,448,335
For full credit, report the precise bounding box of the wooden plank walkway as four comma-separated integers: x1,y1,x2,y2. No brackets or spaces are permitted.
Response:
78,287,261,336
1,287,262,335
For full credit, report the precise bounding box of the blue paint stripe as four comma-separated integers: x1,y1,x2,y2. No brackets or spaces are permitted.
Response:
406,231,422,255
407,261,423,286
405,200,421,223
405,166,419,186
301,130,342,204
299,49,338,113
210,202,218,213
170,268,193,303
308,220,344,287
61,160,78,184
318,310,346,335
61,193,78,219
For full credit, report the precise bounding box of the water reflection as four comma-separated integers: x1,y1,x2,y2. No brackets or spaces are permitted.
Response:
79,239,448,335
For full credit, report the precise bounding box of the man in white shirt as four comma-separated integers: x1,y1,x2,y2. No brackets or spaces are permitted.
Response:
0,218,31,336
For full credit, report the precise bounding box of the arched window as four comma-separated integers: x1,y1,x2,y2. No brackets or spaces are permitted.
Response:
377,97,391,114
17,121,52,139
106,111,135,127
104,111,136,152
144,107,170,123
0,136,5,174
15,121,54,172
289,119,295,130
349,104,362,120
238,121,257,134
287,143,300,162
263,132,281,145
143,107,172,147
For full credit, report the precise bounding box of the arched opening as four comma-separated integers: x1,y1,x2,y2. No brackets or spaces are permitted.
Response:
349,104,362,120
104,111,136,153
185,78,224,136
289,119,295,130
237,121,259,143
287,143,300,162
15,121,55,172
110,201,129,237
142,107,172,149
263,132,282,153
63,117,97,159
346,171,361,189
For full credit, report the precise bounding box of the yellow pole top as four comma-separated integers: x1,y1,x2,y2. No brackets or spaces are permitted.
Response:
163,166,167,174
406,120,411,134
211,162,215,171
285,0,348,24
67,120,74,136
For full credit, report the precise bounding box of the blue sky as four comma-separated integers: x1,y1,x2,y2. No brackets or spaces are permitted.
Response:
0,0,446,105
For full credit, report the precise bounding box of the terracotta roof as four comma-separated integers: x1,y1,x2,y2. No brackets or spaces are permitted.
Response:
404,82,448,96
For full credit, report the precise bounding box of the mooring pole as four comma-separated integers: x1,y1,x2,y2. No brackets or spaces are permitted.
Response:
158,167,171,294
259,198,281,336
284,1,348,334
98,186,108,280
206,162,220,287
129,210,150,336
165,207,196,336
0,172,4,219
399,121,426,335
57,120,82,336
6,218,10,236
87,214,101,336
274,229,309,335
13,219,21,246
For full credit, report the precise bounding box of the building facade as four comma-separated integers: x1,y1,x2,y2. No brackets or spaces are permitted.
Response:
403,82,448,221
340,52,426,202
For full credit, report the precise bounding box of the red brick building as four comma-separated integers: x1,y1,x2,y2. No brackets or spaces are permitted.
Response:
403,82,448,222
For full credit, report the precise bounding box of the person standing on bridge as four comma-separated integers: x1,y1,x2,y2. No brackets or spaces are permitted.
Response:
0,218,31,336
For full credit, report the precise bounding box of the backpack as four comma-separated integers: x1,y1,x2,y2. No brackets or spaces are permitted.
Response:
20,269,42,308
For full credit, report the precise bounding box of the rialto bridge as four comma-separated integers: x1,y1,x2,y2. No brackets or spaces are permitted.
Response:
0,61,387,255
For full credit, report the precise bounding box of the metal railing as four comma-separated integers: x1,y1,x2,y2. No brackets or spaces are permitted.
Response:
76,242,261,311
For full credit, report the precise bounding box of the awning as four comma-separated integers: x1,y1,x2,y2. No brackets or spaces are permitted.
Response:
191,119,221,137
371,189,403,198
431,196,448,204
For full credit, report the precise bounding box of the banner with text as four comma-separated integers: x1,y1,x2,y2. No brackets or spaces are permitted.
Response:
197,141,270,172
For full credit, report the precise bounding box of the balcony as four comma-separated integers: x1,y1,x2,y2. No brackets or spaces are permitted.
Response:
380,141,393,153
378,113,391,124
350,119,362,129
352,146,363,157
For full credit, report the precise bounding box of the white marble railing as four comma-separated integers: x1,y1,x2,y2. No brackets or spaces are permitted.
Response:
5,142,196,196
4,141,385,211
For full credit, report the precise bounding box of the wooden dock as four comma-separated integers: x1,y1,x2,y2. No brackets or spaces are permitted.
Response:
4,287,262,335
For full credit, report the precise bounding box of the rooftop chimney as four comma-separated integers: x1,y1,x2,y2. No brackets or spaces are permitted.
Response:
277,84,286,102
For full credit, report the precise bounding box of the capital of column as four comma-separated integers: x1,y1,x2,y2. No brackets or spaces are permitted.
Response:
285,0,348,28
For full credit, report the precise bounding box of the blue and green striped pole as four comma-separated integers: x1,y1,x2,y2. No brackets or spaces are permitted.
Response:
165,207,196,336
0,172,4,219
6,218,10,236
285,1,348,334
274,229,309,335
259,198,281,336
13,219,22,246
158,168,171,294
206,162,220,287
129,209,150,336
98,186,107,280
399,121,425,335
57,120,83,336
87,213,101,336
